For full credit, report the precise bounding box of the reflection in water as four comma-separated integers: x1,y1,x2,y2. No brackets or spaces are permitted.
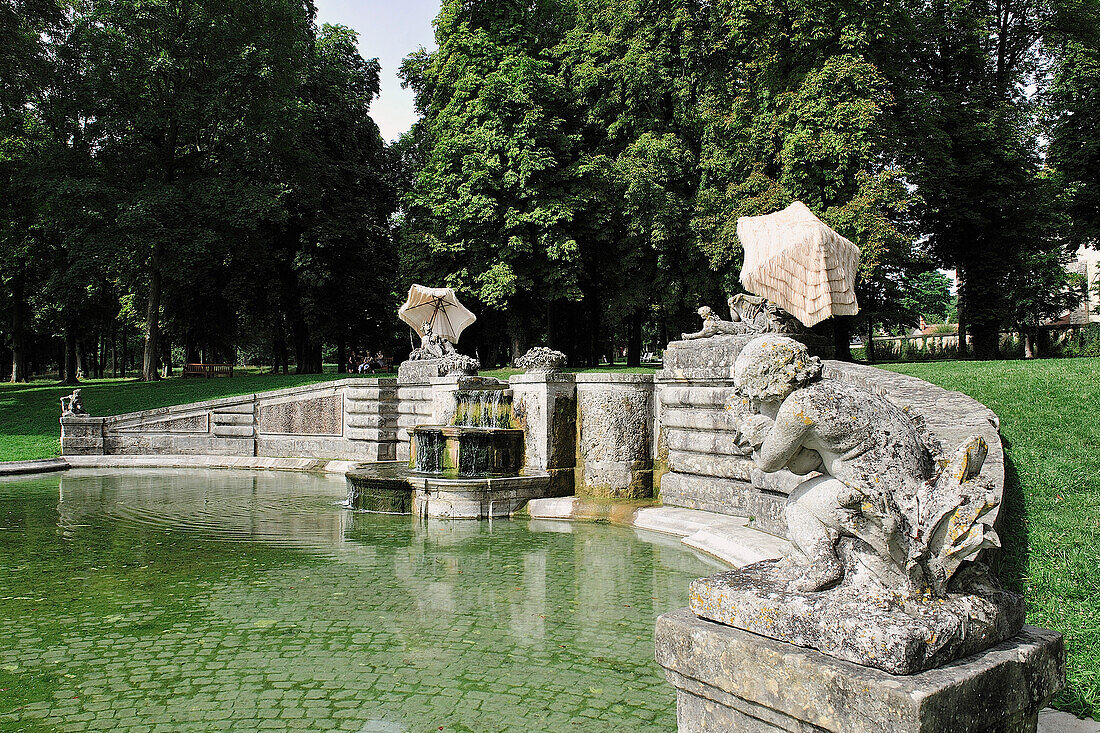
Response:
2,469,721,732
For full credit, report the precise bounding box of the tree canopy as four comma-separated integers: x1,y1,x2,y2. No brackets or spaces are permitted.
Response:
2,0,1096,380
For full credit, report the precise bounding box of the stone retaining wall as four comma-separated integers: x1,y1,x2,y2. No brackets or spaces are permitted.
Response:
62,379,399,462
655,348,1005,537
59,359,1003,533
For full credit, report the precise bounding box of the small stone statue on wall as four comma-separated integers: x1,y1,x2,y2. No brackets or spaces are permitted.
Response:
681,295,804,341
410,321,457,361
60,389,87,417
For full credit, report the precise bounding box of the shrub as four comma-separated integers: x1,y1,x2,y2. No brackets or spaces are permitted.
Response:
1062,324,1100,358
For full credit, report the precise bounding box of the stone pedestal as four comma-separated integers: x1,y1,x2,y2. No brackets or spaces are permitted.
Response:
574,374,654,498
656,608,1065,733
60,415,106,455
509,372,576,494
397,358,444,385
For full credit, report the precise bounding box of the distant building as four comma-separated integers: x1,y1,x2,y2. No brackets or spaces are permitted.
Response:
1067,246,1100,325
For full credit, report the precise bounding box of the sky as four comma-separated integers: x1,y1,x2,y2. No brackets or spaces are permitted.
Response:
314,0,440,142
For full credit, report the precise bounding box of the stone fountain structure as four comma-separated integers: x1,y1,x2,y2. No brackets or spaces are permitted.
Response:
654,203,1064,732
346,299,565,519
52,209,1067,731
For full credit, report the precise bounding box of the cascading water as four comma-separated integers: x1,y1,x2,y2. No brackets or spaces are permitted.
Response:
413,429,445,474
451,389,511,429
347,381,546,518
410,387,522,478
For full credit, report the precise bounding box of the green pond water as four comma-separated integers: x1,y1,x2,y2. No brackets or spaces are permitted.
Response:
0,469,721,732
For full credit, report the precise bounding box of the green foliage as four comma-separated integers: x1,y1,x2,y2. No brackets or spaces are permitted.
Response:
1044,0,1100,248
898,270,954,323
1061,323,1100,358
0,0,397,380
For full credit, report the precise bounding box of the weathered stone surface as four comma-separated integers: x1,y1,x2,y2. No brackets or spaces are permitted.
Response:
515,346,568,372
115,413,209,434
690,558,1025,675
657,608,1065,733
257,394,342,436
698,334,1018,673
739,337,1001,587
668,450,754,482
60,380,399,462
575,375,654,498
659,472,786,534
397,358,443,384
509,372,577,494
659,334,757,381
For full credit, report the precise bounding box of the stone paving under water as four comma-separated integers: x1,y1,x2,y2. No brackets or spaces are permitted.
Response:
0,469,719,732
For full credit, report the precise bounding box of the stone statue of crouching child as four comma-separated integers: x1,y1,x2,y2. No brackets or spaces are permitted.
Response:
733,335,936,593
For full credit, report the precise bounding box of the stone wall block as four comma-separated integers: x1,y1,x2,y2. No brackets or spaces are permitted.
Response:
344,413,398,430
657,608,1064,733
212,412,252,426
345,386,397,402
509,373,577,482
668,450,754,482
664,428,751,458
659,473,786,533
256,394,342,436
575,375,654,498
211,425,254,439
659,385,735,408
660,406,743,433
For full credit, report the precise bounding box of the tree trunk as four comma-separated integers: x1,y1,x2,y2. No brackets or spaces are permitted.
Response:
120,323,128,379
832,317,852,362
627,310,642,367
62,327,79,384
337,339,346,374
142,241,164,381
865,320,876,363
162,334,172,378
970,322,1000,360
10,278,26,382
956,272,969,359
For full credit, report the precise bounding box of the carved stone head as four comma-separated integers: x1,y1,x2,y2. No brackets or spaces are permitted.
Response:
733,335,822,402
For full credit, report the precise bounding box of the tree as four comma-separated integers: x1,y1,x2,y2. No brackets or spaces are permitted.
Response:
76,0,314,380
895,0,1054,359
899,270,954,324
400,0,582,360
0,0,64,381
1044,0,1100,250
693,0,922,356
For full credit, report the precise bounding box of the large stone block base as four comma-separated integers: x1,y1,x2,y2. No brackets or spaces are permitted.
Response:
656,608,1064,733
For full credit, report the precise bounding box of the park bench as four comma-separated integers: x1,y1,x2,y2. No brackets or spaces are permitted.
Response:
182,363,235,378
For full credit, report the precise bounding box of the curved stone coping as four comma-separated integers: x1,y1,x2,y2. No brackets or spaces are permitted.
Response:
60,454,361,473
0,458,69,476
823,361,1005,510
523,496,788,569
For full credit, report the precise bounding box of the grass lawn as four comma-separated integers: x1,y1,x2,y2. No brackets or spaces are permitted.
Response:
884,358,1100,718
0,357,1095,716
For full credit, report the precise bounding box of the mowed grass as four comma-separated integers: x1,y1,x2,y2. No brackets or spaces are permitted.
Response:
0,371,384,462
884,358,1100,718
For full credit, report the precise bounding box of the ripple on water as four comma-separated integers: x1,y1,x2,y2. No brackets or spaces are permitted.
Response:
0,468,721,733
